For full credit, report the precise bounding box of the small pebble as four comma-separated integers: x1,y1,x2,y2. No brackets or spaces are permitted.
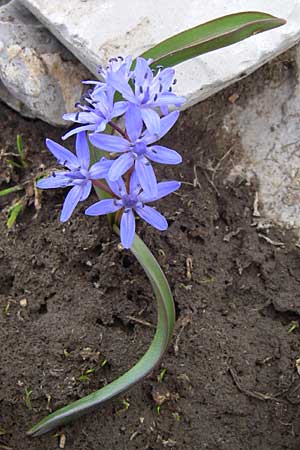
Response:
20,298,27,307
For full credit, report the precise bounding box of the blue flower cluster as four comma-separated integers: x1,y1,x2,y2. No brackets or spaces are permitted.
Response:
37,56,185,248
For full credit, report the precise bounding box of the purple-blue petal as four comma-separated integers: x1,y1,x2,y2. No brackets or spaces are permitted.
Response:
139,180,181,202
108,153,133,181
135,205,168,231
140,108,160,136
60,185,82,222
80,180,92,201
146,145,182,165
85,198,121,216
129,170,141,194
106,177,127,197
75,132,90,169
89,157,113,179
135,157,158,197
135,158,157,196
46,139,79,170
120,209,135,249
36,173,70,189
125,104,143,142
62,124,96,140
142,111,179,145
89,133,129,153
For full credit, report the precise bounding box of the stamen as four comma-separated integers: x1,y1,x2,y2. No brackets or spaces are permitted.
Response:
153,94,158,101
139,86,143,94
168,87,172,92
75,112,80,121
159,84,163,92
52,172,56,177
173,78,177,85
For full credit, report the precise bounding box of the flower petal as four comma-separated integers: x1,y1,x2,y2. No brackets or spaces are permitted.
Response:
108,153,133,181
143,111,179,145
125,104,143,141
108,73,135,102
89,157,113,179
129,170,141,194
106,177,127,197
147,145,182,165
112,101,129,118
139,180,181,202
135,157,158,197
60,185,82,222
62,125,96,141
85,198,121,216
89,133,129,153
75,132,90,169
36,173,70,189
46,139,79,170
120,209,135,249
141,108,160,136
135,205,168,231
80,180,92,201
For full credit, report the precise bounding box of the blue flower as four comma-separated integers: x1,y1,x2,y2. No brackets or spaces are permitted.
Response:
82,56,133,95
108,57,186,134
37,132,112,222
89,110,181,197
85,171,180,249
62,87,128,140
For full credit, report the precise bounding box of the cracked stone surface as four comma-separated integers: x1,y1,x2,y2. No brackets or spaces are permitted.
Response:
0,0,89,125
226,46,300,233
19,0,300,108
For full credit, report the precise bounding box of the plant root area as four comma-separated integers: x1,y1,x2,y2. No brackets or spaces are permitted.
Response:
1,50,300,450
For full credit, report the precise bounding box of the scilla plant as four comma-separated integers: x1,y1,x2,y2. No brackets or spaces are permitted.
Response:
28,12,285,436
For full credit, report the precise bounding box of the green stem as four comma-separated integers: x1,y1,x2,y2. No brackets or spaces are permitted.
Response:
27,229,175,437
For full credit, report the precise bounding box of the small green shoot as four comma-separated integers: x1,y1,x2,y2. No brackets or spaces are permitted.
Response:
0,426,6,436
156,405,161,415
157,368,167,383
172,412,180,422
101,358,108,368
78,366,97,382
0,185,23,198
3,301,10,317
117,398,130,414
7,200,23,228
288,321,299,333
16,135,27,168
63,349,70,358
24,387,33,410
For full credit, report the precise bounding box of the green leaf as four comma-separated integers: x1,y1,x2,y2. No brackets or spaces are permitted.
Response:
141,12,286,67
0,184,23,197
7,200,24,228
27,230,175,437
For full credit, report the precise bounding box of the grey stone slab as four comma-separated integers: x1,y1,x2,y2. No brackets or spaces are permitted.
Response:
0,0,89,125
226,45,300,234
19,0,300,108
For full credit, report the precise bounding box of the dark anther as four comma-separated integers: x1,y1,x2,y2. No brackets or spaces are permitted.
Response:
52,172,56,177
152,148,157,154
168,87,172,92
145,162,150,166
172,78,177,85
109,57,118,63
159,84,163,92
75,112,80,121
75,102,81,108
139,86,143,94
63,160,67,166
156,65,164,70
118,56,124,60
153,94,158,101
144,72,148,79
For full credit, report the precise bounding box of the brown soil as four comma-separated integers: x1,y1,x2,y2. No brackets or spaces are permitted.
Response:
1,49,300,450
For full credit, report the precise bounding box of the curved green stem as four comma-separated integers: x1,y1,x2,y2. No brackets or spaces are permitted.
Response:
27,229,175,437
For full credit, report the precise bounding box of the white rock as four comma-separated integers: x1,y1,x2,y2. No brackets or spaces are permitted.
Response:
226,45,300,233
19,0,300,108
0,0,89,125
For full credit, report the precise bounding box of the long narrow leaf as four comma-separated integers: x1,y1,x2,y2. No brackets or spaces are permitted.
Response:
141,12,286,67
27,229,175,436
